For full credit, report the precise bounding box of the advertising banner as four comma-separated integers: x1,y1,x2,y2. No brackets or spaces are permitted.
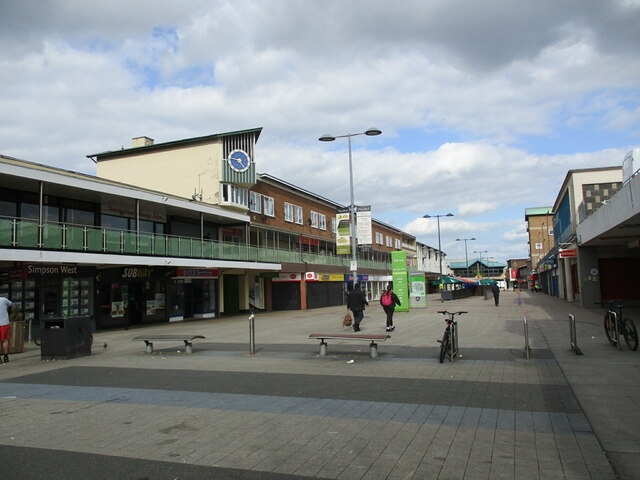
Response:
356,205,372,246
409,272,427,308
336,208,351,255
391,251,409,312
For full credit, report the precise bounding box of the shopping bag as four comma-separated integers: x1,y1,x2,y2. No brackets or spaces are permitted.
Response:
343,312,353,327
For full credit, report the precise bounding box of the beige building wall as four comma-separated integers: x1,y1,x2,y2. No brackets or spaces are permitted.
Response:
96,142,223,204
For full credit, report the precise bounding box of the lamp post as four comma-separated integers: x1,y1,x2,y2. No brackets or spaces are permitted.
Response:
456,237,476,277
423,213,454,298
319,128,382,288
473,250,488,277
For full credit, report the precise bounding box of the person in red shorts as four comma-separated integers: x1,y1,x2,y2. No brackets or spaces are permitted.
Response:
0,295,12,364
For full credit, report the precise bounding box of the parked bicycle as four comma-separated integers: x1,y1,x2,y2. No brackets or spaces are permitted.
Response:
437,310,466,363
603,300,638,351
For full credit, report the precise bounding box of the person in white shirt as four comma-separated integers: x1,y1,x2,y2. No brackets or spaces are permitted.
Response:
0,295,12,364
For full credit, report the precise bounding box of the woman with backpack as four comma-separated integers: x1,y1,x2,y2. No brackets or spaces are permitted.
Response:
380,284,401,332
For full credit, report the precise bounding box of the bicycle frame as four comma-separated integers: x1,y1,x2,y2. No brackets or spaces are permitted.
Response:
446,318,458,361
438,311,465,362
610,309,621,351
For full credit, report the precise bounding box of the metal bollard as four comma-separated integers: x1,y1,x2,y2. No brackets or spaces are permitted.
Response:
523,316,532,359
249,310,256,355
569,314,583,355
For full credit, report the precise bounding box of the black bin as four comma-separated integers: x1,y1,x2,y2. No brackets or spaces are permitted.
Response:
41,316,92,360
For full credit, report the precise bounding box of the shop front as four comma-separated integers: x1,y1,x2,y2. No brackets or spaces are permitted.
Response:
272,273,302,311
97,266,218,329
305,272,344,308
0,263,96,337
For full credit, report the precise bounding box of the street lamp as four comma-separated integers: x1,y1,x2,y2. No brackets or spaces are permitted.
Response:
473,250,488,277
456,237,476,277
423,213,454,297
319,127,382,288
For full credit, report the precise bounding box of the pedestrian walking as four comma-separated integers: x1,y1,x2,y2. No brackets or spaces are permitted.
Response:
0,295,12,364
380,284,401,332
491,282,500,306
347,283,368,332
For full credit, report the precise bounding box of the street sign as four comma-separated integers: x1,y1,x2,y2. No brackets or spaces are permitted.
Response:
560,249,577,258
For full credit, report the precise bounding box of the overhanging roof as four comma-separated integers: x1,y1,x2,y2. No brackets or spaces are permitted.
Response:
87,128,263,161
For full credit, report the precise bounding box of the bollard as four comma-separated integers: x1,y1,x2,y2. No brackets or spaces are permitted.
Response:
523,316,532,359
569,314,583,355
370,341,378,359
249,310,256,355
320,340,327,356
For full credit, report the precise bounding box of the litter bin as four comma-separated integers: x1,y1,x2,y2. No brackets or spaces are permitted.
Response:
484,288,490,300
9,320,25,354
41,316,92,360
441,291,453,301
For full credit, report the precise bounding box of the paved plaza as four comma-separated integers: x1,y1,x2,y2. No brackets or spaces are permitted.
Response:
1,290,639,479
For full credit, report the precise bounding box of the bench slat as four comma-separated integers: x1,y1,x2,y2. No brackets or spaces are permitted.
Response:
132,335,205,341
308,334,390,341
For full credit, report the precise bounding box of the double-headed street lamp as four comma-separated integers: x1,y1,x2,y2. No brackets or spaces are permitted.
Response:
423,213,454,295
473,250,488,277
456,237,476,277
319,128,382,288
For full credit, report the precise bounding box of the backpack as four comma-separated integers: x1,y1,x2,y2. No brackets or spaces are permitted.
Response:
381,291,393,306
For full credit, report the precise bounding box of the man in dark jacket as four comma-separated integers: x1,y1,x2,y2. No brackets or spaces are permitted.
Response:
347,283,368,332
491,282,500,306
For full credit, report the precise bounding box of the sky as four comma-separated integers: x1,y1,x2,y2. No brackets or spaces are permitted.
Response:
1,0,639,264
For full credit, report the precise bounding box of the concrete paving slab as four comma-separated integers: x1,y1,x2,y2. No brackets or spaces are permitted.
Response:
0,291,637,479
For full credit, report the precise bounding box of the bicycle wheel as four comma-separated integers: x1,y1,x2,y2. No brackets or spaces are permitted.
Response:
604,313,617,345
622,318,639,351
439,331,449,363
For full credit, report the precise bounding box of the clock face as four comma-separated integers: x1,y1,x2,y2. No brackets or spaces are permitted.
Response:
228,149,251,172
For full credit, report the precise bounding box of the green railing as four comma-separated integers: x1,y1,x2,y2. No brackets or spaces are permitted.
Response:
0,217,392,270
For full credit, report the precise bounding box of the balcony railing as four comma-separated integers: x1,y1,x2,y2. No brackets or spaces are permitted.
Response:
0,217,391,271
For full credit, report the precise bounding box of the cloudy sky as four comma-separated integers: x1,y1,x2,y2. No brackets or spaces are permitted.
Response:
1,0,639,264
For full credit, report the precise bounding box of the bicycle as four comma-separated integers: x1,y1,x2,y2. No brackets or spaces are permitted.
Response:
603,300,638,351
437,310,467,363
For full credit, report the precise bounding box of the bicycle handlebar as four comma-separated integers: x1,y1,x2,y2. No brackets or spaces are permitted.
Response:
437,311,467,315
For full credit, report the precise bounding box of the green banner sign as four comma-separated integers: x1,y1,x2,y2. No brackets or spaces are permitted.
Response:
391,251,409,312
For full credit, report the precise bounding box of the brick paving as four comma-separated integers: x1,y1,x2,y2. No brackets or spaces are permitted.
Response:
0,290,638,479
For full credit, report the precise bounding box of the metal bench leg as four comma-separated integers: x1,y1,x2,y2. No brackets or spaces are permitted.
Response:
144,340,154,353
370,341,378,359
320,340,327,356
184,340,193,354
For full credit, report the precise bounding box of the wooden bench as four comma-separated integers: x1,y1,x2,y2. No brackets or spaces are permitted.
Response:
132,335,205,354
309,333,391,358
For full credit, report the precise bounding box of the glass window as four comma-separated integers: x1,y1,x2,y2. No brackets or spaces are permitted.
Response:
263,196,274,217
20,203,39,220
138,220,155,233
310,211,319,228
0,200,16,217
65,208,94,226
221,184,248,208
284,203,294,222
294,205,303,225
101,214,130,231
250,192,262,213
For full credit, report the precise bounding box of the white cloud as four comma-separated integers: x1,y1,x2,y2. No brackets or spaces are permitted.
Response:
0,0,638,262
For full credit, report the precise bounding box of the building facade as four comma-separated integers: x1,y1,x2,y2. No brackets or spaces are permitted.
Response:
0,154,280,335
